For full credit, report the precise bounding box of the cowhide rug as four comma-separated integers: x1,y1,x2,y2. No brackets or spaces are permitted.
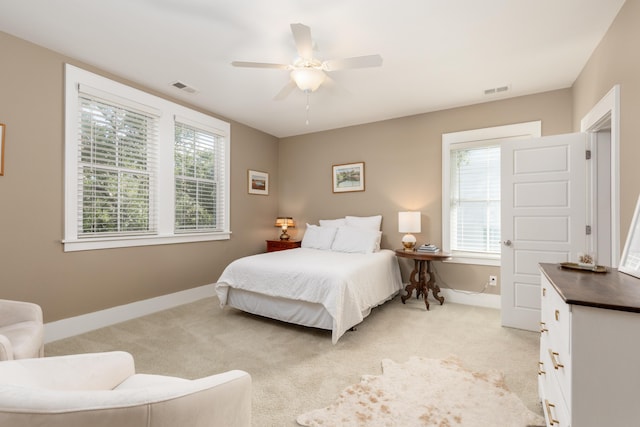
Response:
297,356,545,427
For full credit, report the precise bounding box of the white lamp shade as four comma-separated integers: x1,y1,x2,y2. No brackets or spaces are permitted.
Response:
398,211,421,233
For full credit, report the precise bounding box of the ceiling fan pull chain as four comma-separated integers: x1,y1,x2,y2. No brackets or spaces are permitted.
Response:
305,91,311,125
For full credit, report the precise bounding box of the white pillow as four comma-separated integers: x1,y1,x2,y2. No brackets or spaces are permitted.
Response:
301,224,338,250
345,215,382,231
319,218,346,228
330,226,382,254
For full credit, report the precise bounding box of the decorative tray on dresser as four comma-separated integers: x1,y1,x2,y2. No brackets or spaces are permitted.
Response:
538,263,640,426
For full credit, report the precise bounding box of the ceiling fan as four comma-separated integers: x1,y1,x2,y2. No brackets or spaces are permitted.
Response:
232,23,383,100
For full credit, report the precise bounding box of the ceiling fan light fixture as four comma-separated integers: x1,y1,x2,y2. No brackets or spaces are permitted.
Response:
291,68,326,92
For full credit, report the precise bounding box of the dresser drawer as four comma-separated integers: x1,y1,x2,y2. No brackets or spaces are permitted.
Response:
540,335,571,412
540,282,571,358
539,355,570,427
543,392,570,427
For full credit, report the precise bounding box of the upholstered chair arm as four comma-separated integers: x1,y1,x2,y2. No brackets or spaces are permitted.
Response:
0,366,252,427
0,335,13,360
0,299,43,327
0,351,135,390
118,369,252,427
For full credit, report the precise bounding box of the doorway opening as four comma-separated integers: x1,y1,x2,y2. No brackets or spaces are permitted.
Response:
581,85,620,267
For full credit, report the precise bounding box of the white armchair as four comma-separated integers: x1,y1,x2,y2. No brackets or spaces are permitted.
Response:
0,351,252,427
0,298,44,361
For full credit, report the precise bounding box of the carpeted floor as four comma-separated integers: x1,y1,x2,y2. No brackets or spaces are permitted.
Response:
46,294,543,426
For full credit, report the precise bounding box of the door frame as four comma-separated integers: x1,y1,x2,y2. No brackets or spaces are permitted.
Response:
580,85,621,267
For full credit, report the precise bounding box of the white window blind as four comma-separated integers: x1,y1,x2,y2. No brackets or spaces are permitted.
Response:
77,92,158,237
449,143,501,254
174,119,226,233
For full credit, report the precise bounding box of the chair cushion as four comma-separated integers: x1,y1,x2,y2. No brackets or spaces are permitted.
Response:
0,321,43,359
115,374,189,390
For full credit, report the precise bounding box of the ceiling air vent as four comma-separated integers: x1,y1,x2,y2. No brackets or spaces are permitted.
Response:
170,81,198,94
484,85,510,96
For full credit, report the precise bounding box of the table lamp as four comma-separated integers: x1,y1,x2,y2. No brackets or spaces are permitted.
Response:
275,217,295,240
399,211,421,251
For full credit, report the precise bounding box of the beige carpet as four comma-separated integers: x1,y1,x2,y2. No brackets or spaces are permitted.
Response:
45,294,543,426
297,356,545,426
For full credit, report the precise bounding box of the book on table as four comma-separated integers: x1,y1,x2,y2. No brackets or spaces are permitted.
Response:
417,244,440,253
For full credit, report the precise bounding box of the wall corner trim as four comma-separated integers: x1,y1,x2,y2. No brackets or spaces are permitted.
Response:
44,284,215,343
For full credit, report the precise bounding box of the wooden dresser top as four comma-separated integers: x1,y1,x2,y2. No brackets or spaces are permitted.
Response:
539,263,640,313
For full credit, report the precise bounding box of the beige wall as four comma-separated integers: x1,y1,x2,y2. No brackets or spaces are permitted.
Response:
572,0,640,246
0,32,279,322
2,0,637,322
279,89,573,293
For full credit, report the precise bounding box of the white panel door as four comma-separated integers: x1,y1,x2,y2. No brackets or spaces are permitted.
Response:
501,133,587,330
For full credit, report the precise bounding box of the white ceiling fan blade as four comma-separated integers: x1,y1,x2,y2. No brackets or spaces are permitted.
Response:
273,80,297,100
290,23,313,59
323,54,383,71
231,61,289,70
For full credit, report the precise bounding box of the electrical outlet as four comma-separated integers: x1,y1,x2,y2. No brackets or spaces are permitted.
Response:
489,275,497,286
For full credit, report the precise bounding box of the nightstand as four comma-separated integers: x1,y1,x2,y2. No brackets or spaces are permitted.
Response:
266,239,301,252
395,249,451,310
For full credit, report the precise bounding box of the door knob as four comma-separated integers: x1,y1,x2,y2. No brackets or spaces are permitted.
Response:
503,240,512,246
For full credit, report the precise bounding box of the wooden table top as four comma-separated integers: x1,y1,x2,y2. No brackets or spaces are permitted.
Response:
394,249,452,261
540,262,640,313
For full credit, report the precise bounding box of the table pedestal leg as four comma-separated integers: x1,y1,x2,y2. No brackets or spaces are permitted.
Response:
401,259,421,305
426,260,445,306
401,260,430,310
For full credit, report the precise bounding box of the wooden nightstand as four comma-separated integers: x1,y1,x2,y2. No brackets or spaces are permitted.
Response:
266,239,301,252
395,249,451,310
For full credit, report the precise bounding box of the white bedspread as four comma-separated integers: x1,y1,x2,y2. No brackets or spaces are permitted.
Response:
215,248,403,343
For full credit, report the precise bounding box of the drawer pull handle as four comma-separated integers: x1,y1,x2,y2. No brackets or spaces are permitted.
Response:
549,349,564,369
539,322,548,333
545,399,560,426
555,309,560,321
542,287,546,297
538,361,546,376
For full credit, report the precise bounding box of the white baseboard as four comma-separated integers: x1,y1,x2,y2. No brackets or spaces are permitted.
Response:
439,288,501,309
44,284,215,343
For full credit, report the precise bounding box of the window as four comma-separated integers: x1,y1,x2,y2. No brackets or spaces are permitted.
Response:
64,65,230,251
78,90,158,238
450,142,501,255
174,119,225,233
442,122,541,265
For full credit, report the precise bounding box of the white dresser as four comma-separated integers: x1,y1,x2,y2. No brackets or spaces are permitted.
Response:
538,263,640,426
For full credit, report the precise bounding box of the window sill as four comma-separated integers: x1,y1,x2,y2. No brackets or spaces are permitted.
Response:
63,232,231,252
442,253,500,267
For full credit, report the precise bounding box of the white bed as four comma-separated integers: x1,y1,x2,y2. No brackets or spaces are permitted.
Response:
215,244,403,343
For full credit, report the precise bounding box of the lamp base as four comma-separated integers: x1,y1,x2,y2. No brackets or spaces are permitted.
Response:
279,231,290,241
402,233,417,251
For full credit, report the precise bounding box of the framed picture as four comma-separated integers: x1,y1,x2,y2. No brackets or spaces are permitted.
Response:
248,169,269,195
0,123,5,176
619,193,640,279
332,162,365,193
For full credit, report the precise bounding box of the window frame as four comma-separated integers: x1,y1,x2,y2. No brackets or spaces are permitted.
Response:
64,64,230,252
441,121,541,266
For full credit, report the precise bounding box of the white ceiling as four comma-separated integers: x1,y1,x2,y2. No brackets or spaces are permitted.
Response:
0,0,626,138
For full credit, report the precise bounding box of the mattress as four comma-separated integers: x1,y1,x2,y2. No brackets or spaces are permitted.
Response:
215,248,403,343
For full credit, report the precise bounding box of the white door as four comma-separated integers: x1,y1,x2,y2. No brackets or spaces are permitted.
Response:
501,133,587,331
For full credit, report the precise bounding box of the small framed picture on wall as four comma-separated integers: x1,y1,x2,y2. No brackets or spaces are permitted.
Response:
332,162,365,193
248,169,269,195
